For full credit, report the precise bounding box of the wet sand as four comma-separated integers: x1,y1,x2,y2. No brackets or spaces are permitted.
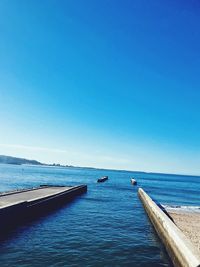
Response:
168,211,200,252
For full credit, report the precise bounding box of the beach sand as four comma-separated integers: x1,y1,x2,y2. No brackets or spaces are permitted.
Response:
168,211,200,252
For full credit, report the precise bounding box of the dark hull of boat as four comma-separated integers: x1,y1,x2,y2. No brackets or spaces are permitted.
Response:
97,176,108,183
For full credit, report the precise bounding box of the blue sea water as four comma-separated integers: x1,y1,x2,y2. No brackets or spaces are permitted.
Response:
0,164,200,267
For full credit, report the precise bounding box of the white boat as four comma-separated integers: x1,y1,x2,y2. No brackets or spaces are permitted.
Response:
130,178,137,185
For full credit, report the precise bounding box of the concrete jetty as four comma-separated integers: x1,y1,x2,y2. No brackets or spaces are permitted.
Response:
0,185,87,230
138,188,200,267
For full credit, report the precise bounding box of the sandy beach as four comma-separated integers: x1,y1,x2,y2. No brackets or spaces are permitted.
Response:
168,210,200,252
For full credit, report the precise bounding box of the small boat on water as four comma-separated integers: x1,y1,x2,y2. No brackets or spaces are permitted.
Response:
131,178,137,185
97,176,108,183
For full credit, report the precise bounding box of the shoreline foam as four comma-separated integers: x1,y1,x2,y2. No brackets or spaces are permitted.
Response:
162,204,200,214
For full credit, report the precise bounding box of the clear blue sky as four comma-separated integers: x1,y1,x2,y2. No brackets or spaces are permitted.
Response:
0,0,199,175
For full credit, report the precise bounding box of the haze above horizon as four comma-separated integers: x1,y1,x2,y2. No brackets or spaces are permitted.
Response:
0,0,199,175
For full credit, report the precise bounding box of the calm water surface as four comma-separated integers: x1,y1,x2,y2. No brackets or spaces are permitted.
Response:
0,164,200,267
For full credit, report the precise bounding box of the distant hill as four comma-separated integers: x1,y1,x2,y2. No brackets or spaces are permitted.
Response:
0,155,43,165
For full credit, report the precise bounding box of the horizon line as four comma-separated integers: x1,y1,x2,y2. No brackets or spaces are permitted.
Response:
0,154,200,178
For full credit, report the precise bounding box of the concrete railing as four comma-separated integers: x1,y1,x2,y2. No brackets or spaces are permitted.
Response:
138,188,200,267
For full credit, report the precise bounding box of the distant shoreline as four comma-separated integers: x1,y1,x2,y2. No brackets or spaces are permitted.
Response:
0,154,199,178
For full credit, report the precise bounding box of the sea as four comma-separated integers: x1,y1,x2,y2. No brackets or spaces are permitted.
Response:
0,163,200,267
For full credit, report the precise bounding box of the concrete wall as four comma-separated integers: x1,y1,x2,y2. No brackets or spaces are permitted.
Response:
138,188,200,267
0,185,87,231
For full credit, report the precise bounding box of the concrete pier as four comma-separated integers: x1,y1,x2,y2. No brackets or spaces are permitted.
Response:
0,185,87,230
138,188,200,267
